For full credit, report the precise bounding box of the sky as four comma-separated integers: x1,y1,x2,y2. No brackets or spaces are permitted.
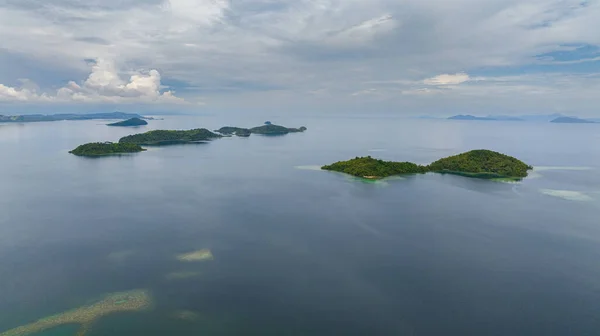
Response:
1,0,600,116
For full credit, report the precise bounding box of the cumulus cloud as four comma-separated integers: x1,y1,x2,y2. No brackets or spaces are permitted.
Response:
0,59,186,104
1,0,600,113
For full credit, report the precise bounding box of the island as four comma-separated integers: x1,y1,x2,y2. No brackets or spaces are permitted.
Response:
322,157,426,179
322,150,532,180
119,128,222,145
215,124,307,136
0,112,150,123
550,116,596,124
69,142,146,156
0,289,151,336
448,115,524,121
107,118,148,127
215,127,252,137
250,124,307,135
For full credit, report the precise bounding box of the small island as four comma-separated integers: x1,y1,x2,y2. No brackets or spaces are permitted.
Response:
322,157,426,179
119,128,222,145
107,118,148,127
0,112,149,123
215,127,252,137
550,116,596,124
216,124,307,136
69,142,146,156
322,150,532,180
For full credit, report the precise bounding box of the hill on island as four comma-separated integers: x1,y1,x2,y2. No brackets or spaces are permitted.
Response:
107,118,148,127
119,128,222,145
322,150,532,180
69,142,145,156
215,124,307,136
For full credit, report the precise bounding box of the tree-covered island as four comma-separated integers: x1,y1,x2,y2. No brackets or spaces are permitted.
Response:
322,150,532,180
119,128,222,145
107,118,148,127
69,142,146,156
215,124,307,136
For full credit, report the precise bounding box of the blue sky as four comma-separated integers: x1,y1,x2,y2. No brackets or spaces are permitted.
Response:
1,0,600,116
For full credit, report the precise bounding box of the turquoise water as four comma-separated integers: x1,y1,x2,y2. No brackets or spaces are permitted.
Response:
0,116,599,335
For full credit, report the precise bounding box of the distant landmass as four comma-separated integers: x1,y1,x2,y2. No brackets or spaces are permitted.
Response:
0,112,149,123
322,150,532,181
550,117,596,124
107,118,148,127
448,115,499,121
119,129,222,146
215,123,307,136
446,113,599,123
69,142,146,156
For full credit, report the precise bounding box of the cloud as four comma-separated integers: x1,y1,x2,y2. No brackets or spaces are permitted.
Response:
1,0,600,114
424,73,471,86
0,59,186,104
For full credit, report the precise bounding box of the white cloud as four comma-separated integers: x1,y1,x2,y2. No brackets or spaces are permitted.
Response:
1,0,600,113
0,59,186,104
424,73,471,86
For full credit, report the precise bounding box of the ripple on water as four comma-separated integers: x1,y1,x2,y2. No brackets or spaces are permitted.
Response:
540,189,594,202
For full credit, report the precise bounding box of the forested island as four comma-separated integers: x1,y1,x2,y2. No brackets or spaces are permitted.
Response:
69,142,146,156
107,118,148,127
322,150,532,180
70,122,307,157
215,124,307,136
119,128,222,145
0,112,148,123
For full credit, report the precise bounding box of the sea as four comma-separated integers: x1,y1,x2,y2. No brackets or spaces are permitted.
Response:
0,115,599,335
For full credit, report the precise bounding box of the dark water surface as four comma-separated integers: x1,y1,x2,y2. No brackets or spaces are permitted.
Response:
1,116,599,335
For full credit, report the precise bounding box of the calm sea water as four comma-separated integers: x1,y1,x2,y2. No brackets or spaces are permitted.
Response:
1,115,599,335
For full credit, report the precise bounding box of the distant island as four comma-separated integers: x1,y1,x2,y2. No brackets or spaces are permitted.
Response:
119,128,222,145
0,112,150,123
69,142,146,156
107,118,148,127
550,116,596,124
322,150,532,180
446,114,599,123
448,115,524,121
215,123,307,136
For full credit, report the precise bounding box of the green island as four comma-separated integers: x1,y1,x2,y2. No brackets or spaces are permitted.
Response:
119,128,222,145
215,124,307,136
69,142,146,156
322,150,532,180
0,290,151,336
107,118,148,127
215,127,252,137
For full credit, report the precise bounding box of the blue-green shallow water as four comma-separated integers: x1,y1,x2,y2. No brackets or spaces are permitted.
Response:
1,116,599,335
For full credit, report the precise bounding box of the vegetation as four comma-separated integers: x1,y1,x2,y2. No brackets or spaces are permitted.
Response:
107,118,148,127
119,128,221,145
427,150,532,179
215,124,307,136
322,150,532,180
69,142,145,156
322,156,427,179
215,127,251,137
249,124,307,135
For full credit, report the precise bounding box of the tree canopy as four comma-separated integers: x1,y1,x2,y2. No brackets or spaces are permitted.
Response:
119,129,221,145
69,142,145,156
322,150,532,180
